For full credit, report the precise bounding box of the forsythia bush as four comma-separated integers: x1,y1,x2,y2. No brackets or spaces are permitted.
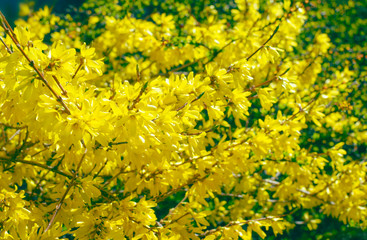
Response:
0,0,366,239
286,1,367,238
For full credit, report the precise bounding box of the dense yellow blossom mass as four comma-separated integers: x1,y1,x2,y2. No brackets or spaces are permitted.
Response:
0,0,365,239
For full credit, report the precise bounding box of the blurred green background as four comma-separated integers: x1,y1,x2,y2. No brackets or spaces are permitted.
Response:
0,0,85,25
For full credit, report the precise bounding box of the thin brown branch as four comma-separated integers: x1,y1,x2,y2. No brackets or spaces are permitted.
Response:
72,59,83,79
93,159,109,179
155,158,223,203
167,58,203,75
159,193,188,225
246,67,291,93
0,36,12,54
95,185,119,202
181,126,215,136
203,39,238,65
299,55,321,76
165,40,233,76
103,166,131,187
176,92,205,111
287,92,320,121
128,81,149,110
154,172,209,203
0,157,72,179
171,137,250,169
166,212,190,226
263,178,334,205
29,156,65,200
136,64,141,82
246,25,280,61
52,76,68,96
201,209,297,237
219,193,289,203
0,11,71,114
0,123,27,129
44,148,87,233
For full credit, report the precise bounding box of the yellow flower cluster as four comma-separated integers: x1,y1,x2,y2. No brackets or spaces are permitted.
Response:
0,0,365,239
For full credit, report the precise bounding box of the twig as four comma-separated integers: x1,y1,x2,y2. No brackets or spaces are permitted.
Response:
93,159,109,179
103,166,130,187
219,193,289,203
287,92,320,121
44,148,87,233
181,126,215,136
246,25,280,61
128,81,149,110
204,39,238,65
72,58,83,79
165,212,190,226
201,209,297,237
263,178,334,205
140,61,155,75
0,12,71,114
0,157,72,179
52,76,68,96
108,141,128,146
0,36,13,54
176,92,205,111
136,64,141,82
8,129,21,141
165,38,236,76
29,156,65,200
246,67,290,93
299,56,320,76
167,58,203,75
154,173,203,203
155,158,223,203
159,193,188,225
0,123,27,129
